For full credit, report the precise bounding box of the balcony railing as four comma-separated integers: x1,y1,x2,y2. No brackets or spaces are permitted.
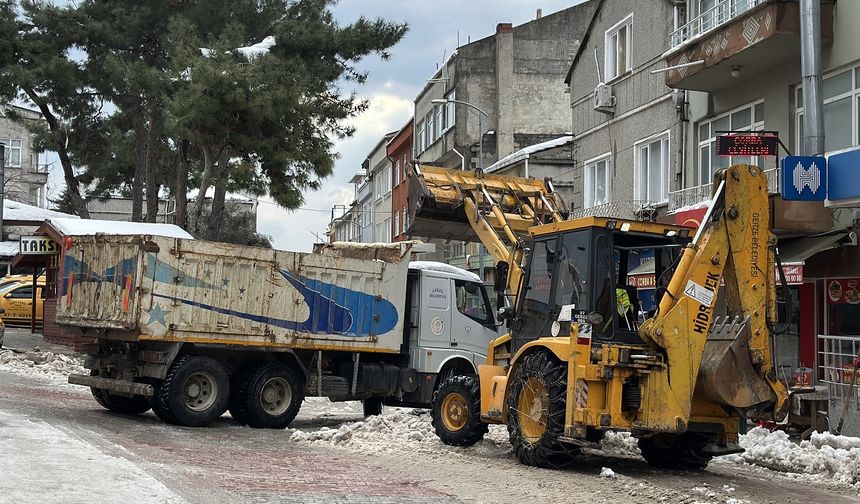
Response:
669,167,778,212
570,200,662,222
670,0,766,50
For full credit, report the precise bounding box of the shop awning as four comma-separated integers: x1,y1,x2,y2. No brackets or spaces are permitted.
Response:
779,232,853,264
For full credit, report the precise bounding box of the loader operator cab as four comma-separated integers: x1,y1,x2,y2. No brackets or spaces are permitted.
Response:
510,218,690,355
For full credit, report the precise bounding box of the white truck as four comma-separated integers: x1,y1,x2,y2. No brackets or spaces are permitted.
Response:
62,235,498,428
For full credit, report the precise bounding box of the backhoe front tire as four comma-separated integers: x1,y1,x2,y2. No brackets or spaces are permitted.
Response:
507,351,579,468
431,375,488,447
638,432,715,471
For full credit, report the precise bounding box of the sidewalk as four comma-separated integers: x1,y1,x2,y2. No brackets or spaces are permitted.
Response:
1,328,77,355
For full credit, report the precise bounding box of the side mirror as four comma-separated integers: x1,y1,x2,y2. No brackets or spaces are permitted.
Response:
494,261,509,294
0,307,6,314
497,306,515,321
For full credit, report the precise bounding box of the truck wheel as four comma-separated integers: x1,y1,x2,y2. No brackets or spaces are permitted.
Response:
431,375,488,447
638,433,714,471
243,362,304,429
90,370,151,415
506,351,579,468
228,365,256,425
158,355,230,427
363,397,384,417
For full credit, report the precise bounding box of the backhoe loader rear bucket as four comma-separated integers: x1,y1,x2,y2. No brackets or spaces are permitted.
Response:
407,164,567,242
696,315,778,415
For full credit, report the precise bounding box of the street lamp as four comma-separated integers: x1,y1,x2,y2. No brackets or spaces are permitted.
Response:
430,98,489,171
431,97,490,281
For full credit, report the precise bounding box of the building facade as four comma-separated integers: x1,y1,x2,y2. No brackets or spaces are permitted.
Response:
387,119,413,242
0,105,50,206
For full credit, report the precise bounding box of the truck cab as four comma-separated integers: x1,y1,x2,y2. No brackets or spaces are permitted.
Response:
400,261,498,404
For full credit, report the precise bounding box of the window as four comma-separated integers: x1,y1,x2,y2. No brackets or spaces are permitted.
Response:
8,286,32,299
403,208,409,234
0,139,22,167
445,90,456,131
394,159,401,187
417,120,426,153
635,132,670,203
605,14,632,81
455,280,493,327
697,101,764,185
445,241,465,260
584,154,611,208
796,66,860,154
394,211,400,238
402,154,409,180
425,111,434,150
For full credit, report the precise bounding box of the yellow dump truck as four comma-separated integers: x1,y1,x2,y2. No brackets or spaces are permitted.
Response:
412,164,788,470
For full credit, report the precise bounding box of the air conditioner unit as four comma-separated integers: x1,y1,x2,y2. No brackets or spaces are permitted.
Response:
594,83,616,114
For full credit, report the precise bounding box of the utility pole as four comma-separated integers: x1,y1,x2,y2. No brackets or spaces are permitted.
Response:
800,0,824,156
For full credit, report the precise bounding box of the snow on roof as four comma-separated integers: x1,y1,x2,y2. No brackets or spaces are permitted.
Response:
46,218,194,239
670,198,711,215
237,36,276,60
186,188,253,202
4,200,78,222
485,136,573,174
409,261,481,282
0,241,19,257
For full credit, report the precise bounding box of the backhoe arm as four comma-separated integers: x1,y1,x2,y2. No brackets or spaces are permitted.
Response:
638,165,788,424
409,164,566,298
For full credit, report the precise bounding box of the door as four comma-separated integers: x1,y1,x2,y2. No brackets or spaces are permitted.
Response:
451,279,496,355
512,235,559,352
417,273,452,348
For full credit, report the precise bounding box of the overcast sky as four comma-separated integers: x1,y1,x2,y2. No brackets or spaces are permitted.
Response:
43,1,584,250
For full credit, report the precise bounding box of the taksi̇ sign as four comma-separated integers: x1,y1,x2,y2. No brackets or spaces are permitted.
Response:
19,236,59,255
780,156,827,201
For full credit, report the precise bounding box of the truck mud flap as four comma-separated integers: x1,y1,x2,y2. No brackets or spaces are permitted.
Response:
68,374,154,397
696,315,775,412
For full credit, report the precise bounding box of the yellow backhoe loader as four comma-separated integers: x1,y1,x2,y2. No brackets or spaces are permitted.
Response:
410,163,789,470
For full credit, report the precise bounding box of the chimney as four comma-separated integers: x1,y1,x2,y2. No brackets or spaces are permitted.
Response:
536,8,543,19
496,23,513,34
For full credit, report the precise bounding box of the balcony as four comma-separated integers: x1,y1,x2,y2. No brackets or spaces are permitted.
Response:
664,0,833,92
570,200,663,222
668,167,779,213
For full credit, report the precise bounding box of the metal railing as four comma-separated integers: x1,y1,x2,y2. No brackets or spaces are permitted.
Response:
670,0,767,50
668,167,779,213
818,334,860,407
570,200,662,221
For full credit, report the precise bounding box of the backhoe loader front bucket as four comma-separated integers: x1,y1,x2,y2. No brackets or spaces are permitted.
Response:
696,315,778,416
407,164,567,242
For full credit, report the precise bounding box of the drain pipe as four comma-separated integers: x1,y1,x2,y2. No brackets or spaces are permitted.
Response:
800,0,825,156
452,147,466,170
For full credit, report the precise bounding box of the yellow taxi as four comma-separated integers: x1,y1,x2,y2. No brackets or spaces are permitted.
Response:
0,277,46,325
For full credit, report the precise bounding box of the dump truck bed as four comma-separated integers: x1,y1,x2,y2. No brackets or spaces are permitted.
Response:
56,235,411,353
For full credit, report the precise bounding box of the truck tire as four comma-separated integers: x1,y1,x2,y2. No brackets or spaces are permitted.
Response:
431,375,488,447
90,370,152,415
242,362,304,429
638,433,715,471
228,365,256,425
506,351,579,468
157,355,230,427
362,397,384,417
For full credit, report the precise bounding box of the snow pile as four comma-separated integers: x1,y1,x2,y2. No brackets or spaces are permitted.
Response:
0,348,85,386
727,427,860,486
598,431,641,457
237,36,276,60
599,467,616,478
288,409,510,459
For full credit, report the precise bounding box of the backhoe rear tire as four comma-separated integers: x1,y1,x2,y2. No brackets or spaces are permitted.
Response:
638,432,715,471
431,375,488,447
507,351,579,468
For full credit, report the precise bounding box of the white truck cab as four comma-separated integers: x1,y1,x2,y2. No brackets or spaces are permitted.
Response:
406,262,498,387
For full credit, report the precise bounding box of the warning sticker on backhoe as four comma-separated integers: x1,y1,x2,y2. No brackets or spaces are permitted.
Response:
684,280,715,307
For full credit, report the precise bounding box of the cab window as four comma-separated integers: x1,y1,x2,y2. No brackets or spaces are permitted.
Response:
8,286,33,299
455,280,494,328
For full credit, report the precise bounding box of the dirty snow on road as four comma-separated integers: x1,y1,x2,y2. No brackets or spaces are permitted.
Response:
0,409,183,504
0,348,85,387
